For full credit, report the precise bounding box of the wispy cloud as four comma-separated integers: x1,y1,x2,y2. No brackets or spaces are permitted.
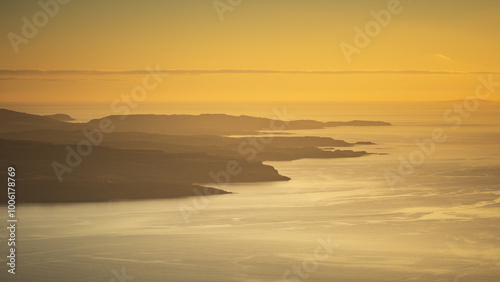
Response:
433,53,452,61
0,76,130,81
0,69,499,78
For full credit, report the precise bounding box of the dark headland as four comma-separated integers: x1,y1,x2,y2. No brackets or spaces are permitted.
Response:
0,109,390,204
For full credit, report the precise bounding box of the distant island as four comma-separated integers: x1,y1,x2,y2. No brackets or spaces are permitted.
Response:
0,108,391,135
43,114,76,122
0,109,390,204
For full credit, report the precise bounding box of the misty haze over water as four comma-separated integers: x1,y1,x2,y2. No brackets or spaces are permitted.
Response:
1,102,499,281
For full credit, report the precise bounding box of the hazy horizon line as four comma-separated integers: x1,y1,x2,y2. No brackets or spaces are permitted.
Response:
1,69,500,76
2,100,499,104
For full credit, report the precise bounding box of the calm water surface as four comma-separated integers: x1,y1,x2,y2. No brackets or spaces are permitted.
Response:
1,102,499,281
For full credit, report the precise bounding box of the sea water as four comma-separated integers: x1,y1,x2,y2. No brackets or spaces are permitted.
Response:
0,102,499,281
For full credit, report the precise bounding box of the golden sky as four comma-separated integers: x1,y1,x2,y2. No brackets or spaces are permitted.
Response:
0,0,499,102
